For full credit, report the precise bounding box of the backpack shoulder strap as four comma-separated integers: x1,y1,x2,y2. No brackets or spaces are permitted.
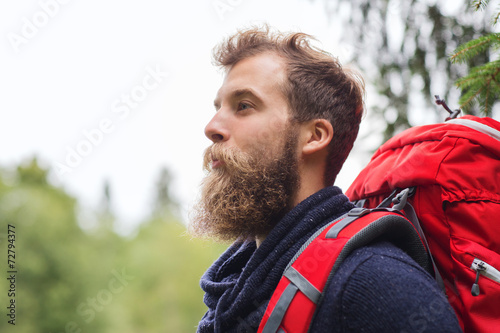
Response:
257,208,432,333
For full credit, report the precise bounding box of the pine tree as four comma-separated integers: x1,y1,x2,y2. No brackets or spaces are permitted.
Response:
317,0,497,144
451,0,500,115
152,167,178,219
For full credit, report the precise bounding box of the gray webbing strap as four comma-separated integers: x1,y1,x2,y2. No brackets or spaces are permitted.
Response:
396,199,446,293
325,208,371,239
354,199,366,208
262,266,322,333
284,267,321,304
262,284,298,333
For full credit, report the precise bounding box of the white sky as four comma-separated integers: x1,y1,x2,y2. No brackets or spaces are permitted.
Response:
0,0,400,234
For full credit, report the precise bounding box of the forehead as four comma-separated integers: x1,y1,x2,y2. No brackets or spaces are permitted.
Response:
215,53,288,104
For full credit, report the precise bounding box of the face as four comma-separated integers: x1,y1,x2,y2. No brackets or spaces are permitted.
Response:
206,52,292,161
189,53,301,241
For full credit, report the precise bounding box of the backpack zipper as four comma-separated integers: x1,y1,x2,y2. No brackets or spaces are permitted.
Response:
470,258,500,296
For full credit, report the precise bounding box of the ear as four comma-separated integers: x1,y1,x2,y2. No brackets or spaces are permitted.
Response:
301,119,334,156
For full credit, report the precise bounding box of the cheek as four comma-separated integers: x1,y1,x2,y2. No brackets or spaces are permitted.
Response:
253,115,288,143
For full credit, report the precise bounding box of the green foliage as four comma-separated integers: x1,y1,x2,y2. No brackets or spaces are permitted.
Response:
116,219,226,333
451,2,500,114
317,0,493,142
451,34,500,63
151,167,178,218
0,159,106,332
16,157,49,185
316,0,497,145
0,158,225,332
473,0,490,11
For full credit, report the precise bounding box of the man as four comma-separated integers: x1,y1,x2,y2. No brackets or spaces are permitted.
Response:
190,25,461,332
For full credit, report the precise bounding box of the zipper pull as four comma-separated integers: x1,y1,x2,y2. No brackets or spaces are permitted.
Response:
471,261,486,297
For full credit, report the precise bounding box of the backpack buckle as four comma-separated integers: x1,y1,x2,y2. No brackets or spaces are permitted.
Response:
392,187,416,211
348,207,370,217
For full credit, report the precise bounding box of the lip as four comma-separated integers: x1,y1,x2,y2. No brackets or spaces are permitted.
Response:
211,159,224,169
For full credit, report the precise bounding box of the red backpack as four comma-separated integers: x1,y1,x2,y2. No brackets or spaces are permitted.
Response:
258,110,500,332
346,114,500,332
257,207,435,333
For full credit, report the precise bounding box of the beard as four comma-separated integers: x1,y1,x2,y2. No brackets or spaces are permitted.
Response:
189,129,300,242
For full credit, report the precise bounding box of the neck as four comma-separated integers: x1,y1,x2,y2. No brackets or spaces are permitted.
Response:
293,156,328,206
256,169,327,248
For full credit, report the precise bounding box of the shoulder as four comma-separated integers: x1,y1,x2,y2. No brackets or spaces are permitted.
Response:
311,241,462,332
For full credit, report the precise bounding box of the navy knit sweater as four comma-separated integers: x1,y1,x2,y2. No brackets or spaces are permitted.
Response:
198,186,462,332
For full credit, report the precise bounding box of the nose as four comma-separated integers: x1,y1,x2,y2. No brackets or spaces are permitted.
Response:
204,111,229,143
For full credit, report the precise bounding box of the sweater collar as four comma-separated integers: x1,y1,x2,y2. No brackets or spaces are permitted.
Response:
198,186,353,333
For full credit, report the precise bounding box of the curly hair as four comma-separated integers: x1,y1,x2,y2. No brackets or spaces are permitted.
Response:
212,25,365,185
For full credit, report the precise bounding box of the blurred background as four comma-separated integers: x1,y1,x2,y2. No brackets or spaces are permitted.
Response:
0,0,498,331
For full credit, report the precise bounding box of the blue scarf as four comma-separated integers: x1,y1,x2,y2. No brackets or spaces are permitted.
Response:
198,186,353,333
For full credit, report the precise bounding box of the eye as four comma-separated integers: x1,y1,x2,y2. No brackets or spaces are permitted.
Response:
237,102,252,112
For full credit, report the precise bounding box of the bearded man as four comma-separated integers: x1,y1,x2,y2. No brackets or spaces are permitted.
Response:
190,26,461,332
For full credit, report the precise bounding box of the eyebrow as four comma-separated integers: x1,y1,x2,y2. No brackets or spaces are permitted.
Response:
214,88,264,109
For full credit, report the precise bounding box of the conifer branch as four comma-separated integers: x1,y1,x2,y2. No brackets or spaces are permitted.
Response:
460,86,484,109
450,34,500,64
457,65,500,112
492,74,500,90
484,67,500,112
492,9,500,25
473,0,490,11
451,0,500,115
484,84,491,112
